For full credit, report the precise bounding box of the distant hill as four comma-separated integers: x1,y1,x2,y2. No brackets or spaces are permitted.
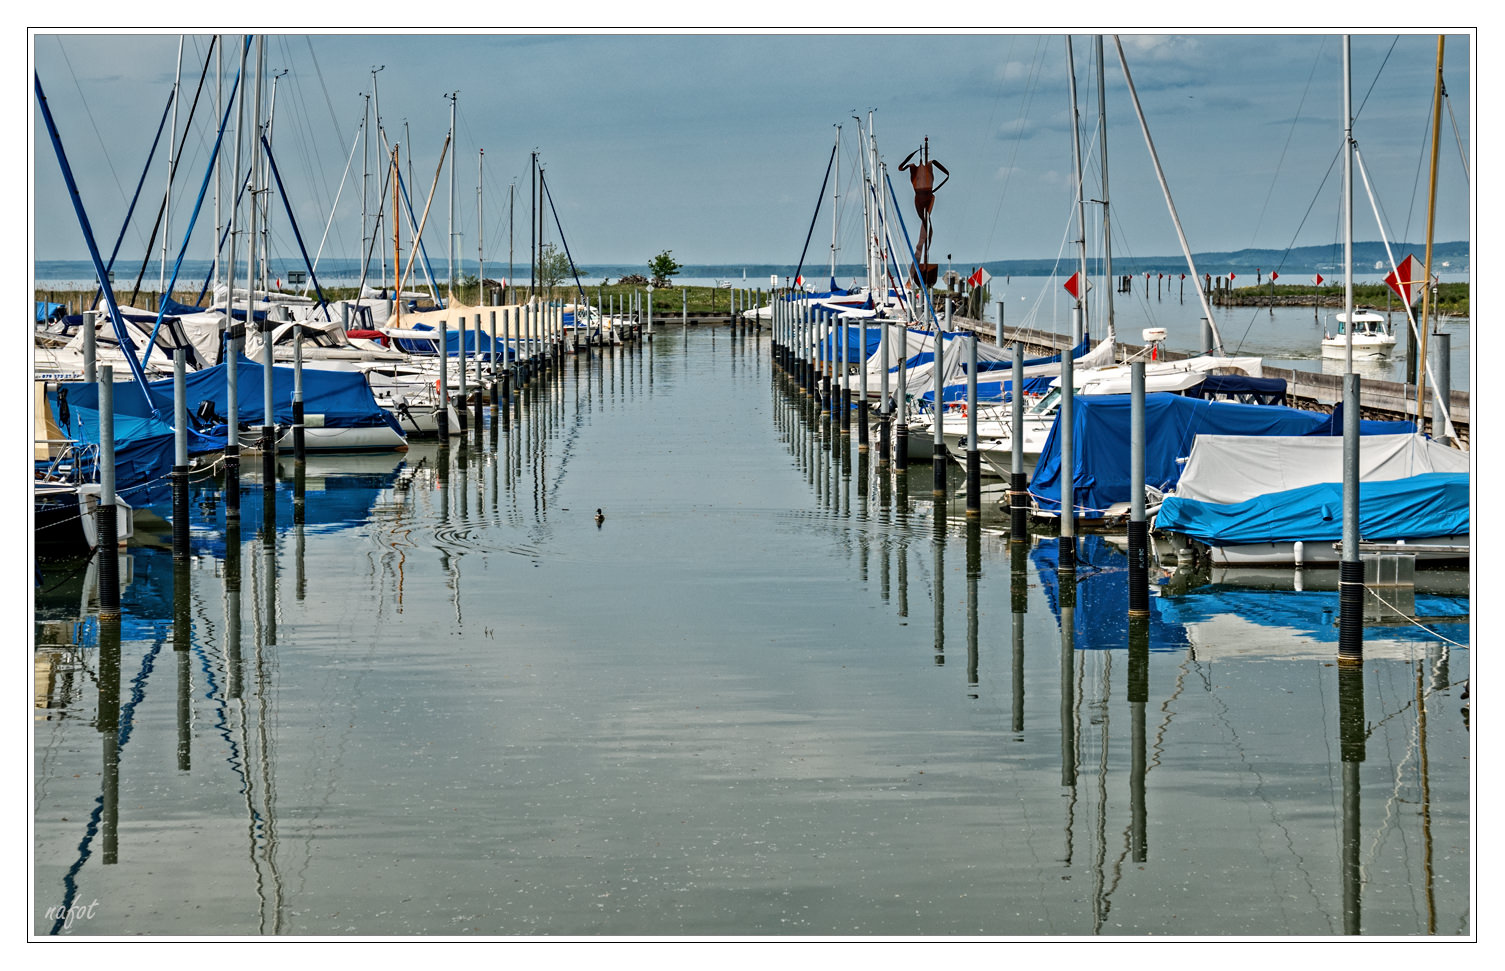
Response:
635,240,1470,282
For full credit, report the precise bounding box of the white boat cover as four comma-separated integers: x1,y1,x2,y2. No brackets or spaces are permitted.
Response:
1172,433,1470,505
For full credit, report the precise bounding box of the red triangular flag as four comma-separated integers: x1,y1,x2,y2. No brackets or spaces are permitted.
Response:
1271,271,1279,281
1384,255,1425,305
967,267,983,288
1229,273,1237,281
1315,273,1324,286
795,274,803,287
1063,272,1081,299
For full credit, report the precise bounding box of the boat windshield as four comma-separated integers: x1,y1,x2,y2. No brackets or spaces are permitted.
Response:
1029,387,1062,415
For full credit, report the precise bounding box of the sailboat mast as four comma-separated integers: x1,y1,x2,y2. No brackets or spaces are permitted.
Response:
1343,36,1355,373
162,36,182,297
867,110,880,296
1111,35,1223,355
831,124,840,286
448,91,457,307
263,67,286,298
1096,36,1116,349
1067,36,1089,343
1416,35,1445,430
478,148,485,305
392,144,400,328
529,152,537,299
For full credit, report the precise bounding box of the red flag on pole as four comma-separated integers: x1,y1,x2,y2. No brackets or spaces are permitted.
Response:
795,274,803,287
1384,255,1426,305
1064,272,1081,299
1271,271,1279,281
967,267,983,288
1315,273,1324,286
1229,273,1237,281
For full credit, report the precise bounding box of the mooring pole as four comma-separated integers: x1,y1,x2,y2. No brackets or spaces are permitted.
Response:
437,318,451,438
966,332,980,516
292,325,305,463
840,317,851,435
1058,306,1078,573
261,315,276,495
225,326,241,520
473,313,484,430
858,316,870,452
1128,360,1149,616
1338,372,1363,662
933,301,949,499
878,315,891,466
97,365,119,614
1010,344,1027,540
895,315,909,470
995,300,1005,347
489,309,499,407
172,348,190,560
83,310,97,382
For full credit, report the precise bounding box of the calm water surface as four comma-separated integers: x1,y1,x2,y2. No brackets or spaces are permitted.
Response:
33,327,1471,937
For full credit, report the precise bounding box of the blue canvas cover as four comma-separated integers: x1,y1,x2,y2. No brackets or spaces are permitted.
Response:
41,389,179,506
58,356,403,451
1029,393,1415,516
1153,471,1469,546
393,323,512,359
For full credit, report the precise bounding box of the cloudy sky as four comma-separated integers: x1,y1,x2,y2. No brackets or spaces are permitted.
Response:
30,29,1473,279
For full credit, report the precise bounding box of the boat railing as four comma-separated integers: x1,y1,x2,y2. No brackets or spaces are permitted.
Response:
36,440,98,485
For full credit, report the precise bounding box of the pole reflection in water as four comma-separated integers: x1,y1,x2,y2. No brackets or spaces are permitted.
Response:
966,519,980,697
98,615,121,867
1128,615,1149,864
1011,542,1028,733
1339,660,1365,936
174,560,192,772
932,511,945,666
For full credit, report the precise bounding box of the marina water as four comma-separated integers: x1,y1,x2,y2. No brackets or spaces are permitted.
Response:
33,326,1470,936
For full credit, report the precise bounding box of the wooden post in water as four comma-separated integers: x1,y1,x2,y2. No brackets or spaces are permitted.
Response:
97,365,119,615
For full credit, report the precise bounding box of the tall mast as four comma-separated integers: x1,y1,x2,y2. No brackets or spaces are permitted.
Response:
371,65,386,283
360,92,370,286
392,143,401,327
866,109,879,294
1416,35,1446,429
213,35,222,298
162,36,182,297
447,91,457,307
1111,36,1223,355
1067,35,1089,342
1343,35,1354,374
1096,36,1116,348
508,180,514,301
529,151,537,299
263,66,286,297
831,123,840,286
477,148,485,304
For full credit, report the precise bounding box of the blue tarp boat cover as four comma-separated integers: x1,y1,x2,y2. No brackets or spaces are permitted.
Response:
1153,471,1469,546
923,375,1057,404
392,323,514,359
37,301,67,323
41,391,179,506
1029,393,1416,515
57,356,403,453
1183,373,1287,406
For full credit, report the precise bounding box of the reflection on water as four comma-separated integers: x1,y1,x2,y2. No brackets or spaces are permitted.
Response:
34,328,1470,937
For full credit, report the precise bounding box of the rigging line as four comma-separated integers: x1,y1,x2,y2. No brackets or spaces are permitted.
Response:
1245,37,1326,250
1362,587,1468,647
1443,87,1470,183
52,37,130,213
983,35,1047,260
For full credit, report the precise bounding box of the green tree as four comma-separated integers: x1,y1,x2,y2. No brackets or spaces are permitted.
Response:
648,250,682,288
538,242,571,289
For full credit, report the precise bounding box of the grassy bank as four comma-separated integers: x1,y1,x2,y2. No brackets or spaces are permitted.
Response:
1225,282,1469,315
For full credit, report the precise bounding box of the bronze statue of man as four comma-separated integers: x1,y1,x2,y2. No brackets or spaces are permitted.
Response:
899,138,949,287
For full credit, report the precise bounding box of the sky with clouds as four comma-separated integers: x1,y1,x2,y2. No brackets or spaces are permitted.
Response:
30,29,1473,278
